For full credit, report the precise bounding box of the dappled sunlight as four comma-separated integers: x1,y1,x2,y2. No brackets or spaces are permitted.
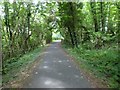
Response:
40,77,66,88
43,66,49,69
74,75,80,78
58,60,62,63
68,65,71,68
43,51,50,54
35,72,38,75
58,72,63,76
54,47,58,48
67,60,70,62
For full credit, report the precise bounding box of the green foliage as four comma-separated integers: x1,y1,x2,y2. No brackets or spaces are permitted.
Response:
58,2,80,48
1,2,57,60
1,1,119,88
64,44,119,88
2,46,43,84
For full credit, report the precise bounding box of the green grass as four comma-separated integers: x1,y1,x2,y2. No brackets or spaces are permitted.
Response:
2,46,44,84
63,44,119,88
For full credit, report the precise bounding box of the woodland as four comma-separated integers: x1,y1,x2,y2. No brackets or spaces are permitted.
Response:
0,1,120,88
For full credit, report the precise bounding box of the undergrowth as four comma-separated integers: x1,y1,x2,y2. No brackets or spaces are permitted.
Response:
2,46,44,84
63,44,119,88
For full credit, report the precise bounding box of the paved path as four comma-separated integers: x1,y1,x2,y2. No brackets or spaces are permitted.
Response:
23,42,91,88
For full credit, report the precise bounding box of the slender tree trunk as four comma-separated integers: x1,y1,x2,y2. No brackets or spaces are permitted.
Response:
100,2,105,32
68,26,75,48
90,2,99,32
69,2,78,48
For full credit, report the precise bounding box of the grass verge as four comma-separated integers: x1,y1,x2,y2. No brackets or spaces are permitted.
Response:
62,44,119,88
2,45,45,86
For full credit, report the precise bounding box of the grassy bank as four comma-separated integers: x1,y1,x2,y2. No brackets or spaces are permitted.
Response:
2,45,45,85
63,44,119,88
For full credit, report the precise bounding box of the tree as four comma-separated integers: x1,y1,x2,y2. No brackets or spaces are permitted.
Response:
58,2,79,48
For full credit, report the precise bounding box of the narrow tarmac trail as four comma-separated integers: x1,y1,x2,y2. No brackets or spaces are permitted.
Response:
23,42,91,88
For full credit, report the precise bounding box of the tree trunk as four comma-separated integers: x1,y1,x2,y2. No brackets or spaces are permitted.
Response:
68,26,75,48
90,2,99,32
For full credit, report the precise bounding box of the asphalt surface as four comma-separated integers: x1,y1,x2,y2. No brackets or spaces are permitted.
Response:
23,42,91,88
